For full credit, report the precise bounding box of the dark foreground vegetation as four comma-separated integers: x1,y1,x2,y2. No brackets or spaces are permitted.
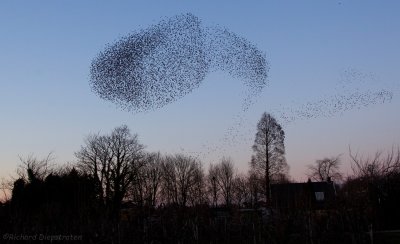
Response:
1,118,400,243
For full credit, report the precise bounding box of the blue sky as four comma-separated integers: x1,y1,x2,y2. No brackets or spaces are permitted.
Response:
1,1,399,181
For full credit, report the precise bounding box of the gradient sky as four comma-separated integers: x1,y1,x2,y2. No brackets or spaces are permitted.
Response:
1,1,399,182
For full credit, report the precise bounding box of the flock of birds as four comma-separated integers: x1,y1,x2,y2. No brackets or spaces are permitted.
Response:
273,69,395,124
90,13,397,163
90,13,268,113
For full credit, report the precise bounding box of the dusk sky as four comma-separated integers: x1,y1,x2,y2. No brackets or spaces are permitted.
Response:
1,1,399,181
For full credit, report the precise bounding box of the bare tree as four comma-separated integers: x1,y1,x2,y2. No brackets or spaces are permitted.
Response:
207,163,219,207
188,163,206,206
174,154,202,207
160,154,203,206
130,152,163,207
75,125,145,216
160,157,175,205
345,147,400,231
350,147,400,179
143,152,164,207
250,112,288,206
271,172,291,183
215,157,235,206
307,156,342,182
17,153,54,182
232,173,250,207
247,169,261,208
0,154,53,203
0,178,12,202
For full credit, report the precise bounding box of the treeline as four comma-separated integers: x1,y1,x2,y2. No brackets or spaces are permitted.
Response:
1,123,400,243
0,125,274,243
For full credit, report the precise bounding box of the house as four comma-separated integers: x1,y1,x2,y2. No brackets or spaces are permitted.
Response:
271,179,336,213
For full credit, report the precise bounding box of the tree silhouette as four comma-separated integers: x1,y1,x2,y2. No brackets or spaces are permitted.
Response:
307,156,342,182
161,154,203,206
17,153,54,182
208,163,220,207
232,173,250,207
130,152,163,207
3,124,400,243
8,166,99,240
75,125,145,219
346,148,400,230
250,112,288,206
214,157,235,206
